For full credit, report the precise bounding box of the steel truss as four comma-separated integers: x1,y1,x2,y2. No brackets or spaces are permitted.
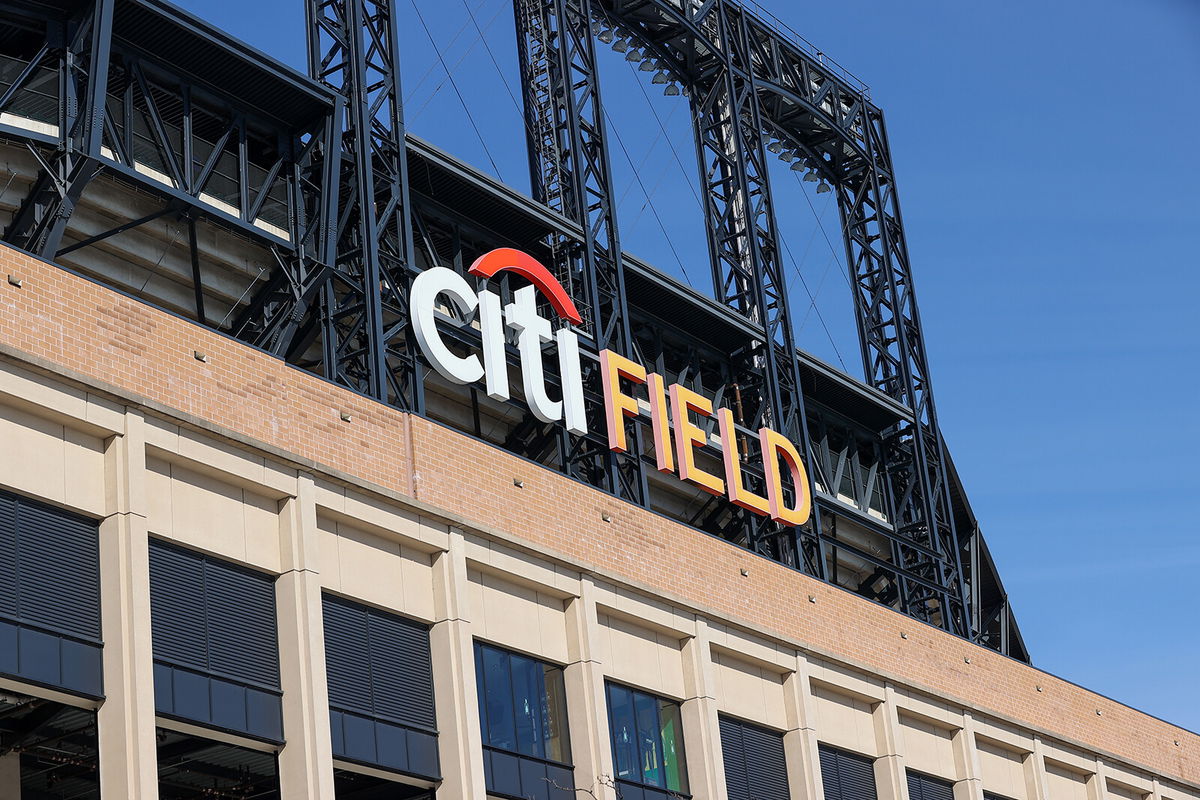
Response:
513,0,644,503
0,0,1024,657
3,0,112,258
306,0,420,410
580,0,973,638
0,0,337,344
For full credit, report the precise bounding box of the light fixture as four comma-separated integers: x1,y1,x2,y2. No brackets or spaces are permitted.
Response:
625,49,641,61
767,141,783,153
639,60,656,71
652,71,669,84
612,38,628,52
791,161,806,171
816,181,831,194
803,170,819,182
598,28,614,43
664,84,681,96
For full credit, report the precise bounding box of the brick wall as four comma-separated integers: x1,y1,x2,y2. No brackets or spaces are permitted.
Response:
0,244,1194,784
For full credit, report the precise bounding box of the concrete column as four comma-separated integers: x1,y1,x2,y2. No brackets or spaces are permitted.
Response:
275,474,336,799
0,751,21,799
782,653,824,800
1087,760,1109,800
872,684,908,800
1025,739,1050,800
952,713,985,800
97,409,159,799
680,617,726,800
1150,778,1163,800
564,575,617,799
430,527,487,798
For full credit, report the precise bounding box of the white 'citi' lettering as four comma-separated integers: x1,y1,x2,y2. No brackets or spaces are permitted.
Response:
410,267,587,435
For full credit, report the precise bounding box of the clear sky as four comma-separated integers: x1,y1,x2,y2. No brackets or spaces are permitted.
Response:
174,0,1200,730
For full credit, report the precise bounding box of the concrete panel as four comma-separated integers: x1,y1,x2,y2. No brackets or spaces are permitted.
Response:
977,738,1028,800
595,612,685,699
1045,761,1091,800
144,456,281,572
711,648,788,730
899,712,957,780
0,401,105,515
467,568,567,663
811,681,878,756
316,515,436,623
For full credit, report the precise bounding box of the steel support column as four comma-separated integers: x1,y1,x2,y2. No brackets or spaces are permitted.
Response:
688,1,823,575
515,0,644,502
307,0,419,410
837,110,970,637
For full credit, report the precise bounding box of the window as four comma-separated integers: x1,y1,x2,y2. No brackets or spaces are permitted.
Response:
819,744,877,800
719,715,788,800
606,682,689,796
474,641,571,764
474,642,574,800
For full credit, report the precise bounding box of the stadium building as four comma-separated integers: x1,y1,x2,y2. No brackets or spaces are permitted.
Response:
0,0,1194,798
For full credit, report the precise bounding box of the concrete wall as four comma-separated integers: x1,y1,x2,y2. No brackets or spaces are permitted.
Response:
0,243,1196,799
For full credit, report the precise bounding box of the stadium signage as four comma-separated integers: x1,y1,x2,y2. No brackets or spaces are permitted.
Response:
411,248,811,526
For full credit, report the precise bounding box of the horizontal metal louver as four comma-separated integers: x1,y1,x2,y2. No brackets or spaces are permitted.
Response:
148,538,207,670
907,771,954,800
0,493,17,620
148,538,279,689
322,593,436,731
819,744,878,800
204,556,280,687
0,490,100,641
720,715,789,800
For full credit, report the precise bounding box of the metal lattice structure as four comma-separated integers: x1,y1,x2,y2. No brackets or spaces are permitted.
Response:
0,0,1026,660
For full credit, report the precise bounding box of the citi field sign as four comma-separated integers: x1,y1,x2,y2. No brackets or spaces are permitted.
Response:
411,248,812,527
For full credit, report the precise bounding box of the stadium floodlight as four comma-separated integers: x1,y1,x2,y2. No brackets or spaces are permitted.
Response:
804,170,819,182
652,71,669,84
816,181,831,193
664,83,681,96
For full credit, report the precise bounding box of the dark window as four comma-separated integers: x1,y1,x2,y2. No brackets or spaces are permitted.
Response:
323,593,439,780
475,642,571,763
908,771,955,800
719,715,788,800
148,538,282,741
0,490,102,697
475,641,574,800
0,690,99,798
606,682,689,796
156,728,280,798
819,744,877,800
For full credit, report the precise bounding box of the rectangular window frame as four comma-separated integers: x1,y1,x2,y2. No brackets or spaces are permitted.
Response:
473,640,573,768
604,680,691,797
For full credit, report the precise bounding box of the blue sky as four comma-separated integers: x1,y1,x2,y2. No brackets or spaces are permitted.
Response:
176,0,1200,729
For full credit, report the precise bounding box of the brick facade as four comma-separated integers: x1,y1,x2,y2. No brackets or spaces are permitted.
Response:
0,243,1194,785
